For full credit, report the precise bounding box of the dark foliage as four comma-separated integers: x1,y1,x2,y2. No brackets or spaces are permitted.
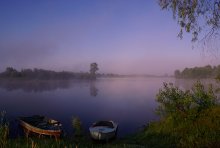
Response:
159,0,220,42
0,67,91,80
90,63,99,79
131,81,220,147
174,65,220,79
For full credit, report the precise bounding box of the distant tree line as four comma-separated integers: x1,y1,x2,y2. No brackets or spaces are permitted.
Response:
0,66,123,80
0,67,92,80
175,65,220,79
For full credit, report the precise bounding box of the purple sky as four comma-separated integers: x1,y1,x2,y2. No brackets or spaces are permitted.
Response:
0,0,219,75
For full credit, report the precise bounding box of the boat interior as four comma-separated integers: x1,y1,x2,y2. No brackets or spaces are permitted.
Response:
92,121,114,128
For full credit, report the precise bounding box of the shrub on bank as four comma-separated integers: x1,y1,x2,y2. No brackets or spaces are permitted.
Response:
133,81,220,147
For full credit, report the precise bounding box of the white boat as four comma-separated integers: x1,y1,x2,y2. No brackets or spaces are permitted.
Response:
89,121,118,140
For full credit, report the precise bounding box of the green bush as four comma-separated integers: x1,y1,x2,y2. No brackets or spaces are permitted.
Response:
151,81,220,147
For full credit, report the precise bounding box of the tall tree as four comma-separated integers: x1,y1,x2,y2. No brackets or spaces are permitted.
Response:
90,63,99,79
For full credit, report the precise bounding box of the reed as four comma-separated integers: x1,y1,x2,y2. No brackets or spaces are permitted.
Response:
72,117,83,137
0,111,9,148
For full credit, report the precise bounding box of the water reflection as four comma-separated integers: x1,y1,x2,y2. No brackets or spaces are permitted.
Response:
0,79,71,92
90,81,98,97
0,78,173,137
0,79,100,98
1,77,219,137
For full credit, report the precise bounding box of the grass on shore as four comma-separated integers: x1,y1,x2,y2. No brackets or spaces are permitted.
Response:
4,137,147,148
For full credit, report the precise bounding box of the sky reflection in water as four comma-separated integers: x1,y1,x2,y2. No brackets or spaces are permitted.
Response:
1,77,214,137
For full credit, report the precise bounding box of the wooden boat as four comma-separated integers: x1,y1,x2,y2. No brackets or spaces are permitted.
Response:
19,115,62,139
89,121,118,141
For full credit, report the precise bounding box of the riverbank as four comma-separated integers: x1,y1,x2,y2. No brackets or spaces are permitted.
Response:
0,110,219,148
2,136,147,148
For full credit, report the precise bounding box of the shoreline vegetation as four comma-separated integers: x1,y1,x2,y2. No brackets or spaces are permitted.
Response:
1,80,219,147
175,65,220,79
0,67,171,80
0,67,92,80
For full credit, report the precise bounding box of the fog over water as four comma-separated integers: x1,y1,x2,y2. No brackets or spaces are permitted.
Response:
0,78,219,137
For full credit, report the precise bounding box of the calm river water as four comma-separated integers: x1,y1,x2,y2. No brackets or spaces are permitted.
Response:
0,77,217,137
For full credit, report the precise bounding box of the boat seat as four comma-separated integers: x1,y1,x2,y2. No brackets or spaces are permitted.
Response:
93,121,114,128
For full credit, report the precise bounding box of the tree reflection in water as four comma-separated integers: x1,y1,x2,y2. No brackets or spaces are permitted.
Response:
90,81,98,97
0,79,99,97
0,79,70,92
